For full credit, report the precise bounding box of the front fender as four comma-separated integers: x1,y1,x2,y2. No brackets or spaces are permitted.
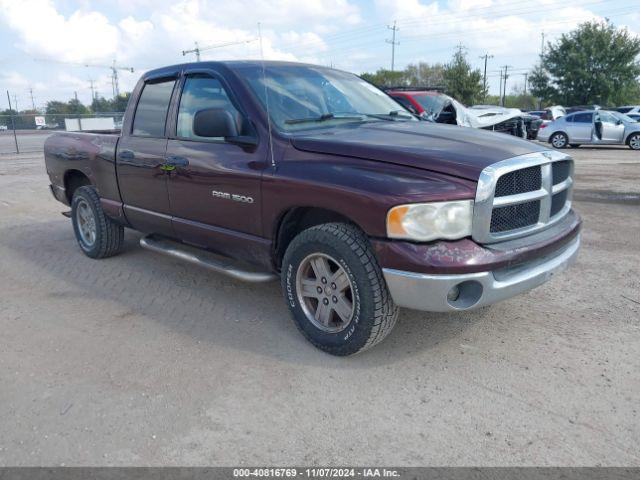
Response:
263,149,476,238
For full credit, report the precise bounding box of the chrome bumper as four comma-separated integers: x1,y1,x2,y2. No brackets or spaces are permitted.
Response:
383,235,580,312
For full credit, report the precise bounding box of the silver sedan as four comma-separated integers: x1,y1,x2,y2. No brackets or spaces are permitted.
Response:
537,110,640,150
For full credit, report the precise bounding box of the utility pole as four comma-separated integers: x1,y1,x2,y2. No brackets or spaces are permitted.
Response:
29,87,35,110
89,79,96,101
479,53,493,101
540,31,545,56
182,41,201,62
74,91,78,102
7,91,19,154
386,20,399,71
522,72,529,95
13,94,18,113
501,65,511,106
499,68,504,106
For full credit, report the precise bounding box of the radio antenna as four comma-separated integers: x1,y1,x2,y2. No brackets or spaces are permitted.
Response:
258,22,276,169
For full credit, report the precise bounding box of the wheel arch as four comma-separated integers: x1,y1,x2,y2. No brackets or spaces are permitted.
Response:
624,130,640,145
272,206,364,270
64,169,92,203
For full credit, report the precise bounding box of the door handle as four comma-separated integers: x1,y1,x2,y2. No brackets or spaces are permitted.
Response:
118,150,135,160
160,155,189,172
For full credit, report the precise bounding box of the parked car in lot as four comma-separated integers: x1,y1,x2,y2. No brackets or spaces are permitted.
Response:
615,105,640,115
626,113,640,122
537,109,640,149
386,88,540,139
565,105,601,114
44,61,581,355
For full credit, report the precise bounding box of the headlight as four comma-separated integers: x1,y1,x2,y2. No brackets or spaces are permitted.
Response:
386,200,474,242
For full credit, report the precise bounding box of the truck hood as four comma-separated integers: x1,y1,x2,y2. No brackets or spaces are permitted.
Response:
290,121,548,181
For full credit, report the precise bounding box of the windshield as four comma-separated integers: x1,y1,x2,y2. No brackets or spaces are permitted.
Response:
412,94,449,115
236,65,414,131
610,111,635,123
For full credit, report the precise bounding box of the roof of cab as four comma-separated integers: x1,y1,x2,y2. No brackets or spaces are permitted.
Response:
142,60,338,80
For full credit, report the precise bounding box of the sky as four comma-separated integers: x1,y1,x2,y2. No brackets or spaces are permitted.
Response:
0,0,638,110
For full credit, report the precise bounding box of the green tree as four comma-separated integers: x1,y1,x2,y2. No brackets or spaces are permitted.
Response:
67,98,89,115
442,46,485,105
404,62,445,87
528,62,556,106
540,20,640,105
360,69,406,87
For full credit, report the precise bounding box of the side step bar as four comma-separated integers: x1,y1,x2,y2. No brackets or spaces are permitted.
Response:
139,234,277,283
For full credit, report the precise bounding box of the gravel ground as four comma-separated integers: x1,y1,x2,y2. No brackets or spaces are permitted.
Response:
0,144,638,466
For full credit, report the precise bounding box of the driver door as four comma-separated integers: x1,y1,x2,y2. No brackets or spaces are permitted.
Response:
164,72,267,256
599,111,625,143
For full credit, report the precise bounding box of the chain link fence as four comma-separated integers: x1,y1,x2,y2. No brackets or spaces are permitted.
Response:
0,113,125,154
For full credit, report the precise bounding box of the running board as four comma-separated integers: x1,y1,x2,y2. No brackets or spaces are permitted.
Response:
139,234,277,283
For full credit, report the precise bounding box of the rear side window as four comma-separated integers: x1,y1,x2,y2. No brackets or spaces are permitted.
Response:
573,113,593,123
132,80,176,137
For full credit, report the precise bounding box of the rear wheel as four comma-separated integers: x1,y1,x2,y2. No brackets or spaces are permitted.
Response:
281,223,398,356
71,186,124,259
628,133,640,150
550,132,568,149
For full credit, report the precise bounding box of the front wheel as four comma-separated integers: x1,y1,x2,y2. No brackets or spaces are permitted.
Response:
281,223,398,356
550,132,568,149
628,133,640,150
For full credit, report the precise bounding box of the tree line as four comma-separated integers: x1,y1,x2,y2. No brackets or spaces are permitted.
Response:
361,20,640,110
0,94,131,129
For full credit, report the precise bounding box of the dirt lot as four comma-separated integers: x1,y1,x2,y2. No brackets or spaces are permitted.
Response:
0,144,639,466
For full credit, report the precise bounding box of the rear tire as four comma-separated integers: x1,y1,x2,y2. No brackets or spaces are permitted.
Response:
550,132,568,149
628,133,640,150
71,186,124,259
281,223,398,356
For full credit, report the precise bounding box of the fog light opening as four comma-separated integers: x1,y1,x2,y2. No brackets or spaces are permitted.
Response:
446,280,483,309
447,285,460,302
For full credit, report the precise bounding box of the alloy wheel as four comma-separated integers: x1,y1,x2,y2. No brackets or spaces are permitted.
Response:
76,199,97,246
296,253,355,333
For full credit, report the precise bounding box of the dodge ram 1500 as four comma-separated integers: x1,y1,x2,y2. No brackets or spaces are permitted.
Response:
45,61,581,356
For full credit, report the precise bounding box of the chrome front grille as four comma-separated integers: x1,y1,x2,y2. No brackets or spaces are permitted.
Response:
473,151,574,243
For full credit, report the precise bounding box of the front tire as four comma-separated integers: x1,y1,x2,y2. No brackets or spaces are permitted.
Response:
550,132,568,149
71,186,124,259
281,223,398,356
628,133,640,150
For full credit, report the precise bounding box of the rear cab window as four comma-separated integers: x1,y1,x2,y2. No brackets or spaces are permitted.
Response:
132,80,176,137
571,113,593,123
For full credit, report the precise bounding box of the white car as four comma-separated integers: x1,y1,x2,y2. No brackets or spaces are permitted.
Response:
537,110,640,149
615,105,640,115
0,125,8,131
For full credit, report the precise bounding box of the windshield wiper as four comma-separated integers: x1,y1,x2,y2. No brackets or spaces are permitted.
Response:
363,110,414,121
285,113,365,125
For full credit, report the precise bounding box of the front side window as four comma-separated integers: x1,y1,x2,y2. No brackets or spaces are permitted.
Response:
177,76,240,139
597,111,617,124
132,80,176,137
235,65,414,131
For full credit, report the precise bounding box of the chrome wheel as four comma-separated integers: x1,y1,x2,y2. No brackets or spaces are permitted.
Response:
296,253,355,333
629,134,640,150
551,133,567,148
76,198,97,246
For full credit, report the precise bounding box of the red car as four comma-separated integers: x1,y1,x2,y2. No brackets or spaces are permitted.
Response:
386,88,457,123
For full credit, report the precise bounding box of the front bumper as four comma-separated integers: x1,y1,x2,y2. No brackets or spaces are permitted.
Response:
383,235,580,312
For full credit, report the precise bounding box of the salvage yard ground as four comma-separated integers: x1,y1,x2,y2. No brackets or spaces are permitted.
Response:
0,137,639,465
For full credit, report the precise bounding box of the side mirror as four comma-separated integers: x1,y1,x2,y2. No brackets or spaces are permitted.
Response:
193,108,239,138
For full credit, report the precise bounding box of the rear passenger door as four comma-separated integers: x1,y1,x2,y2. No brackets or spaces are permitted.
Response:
164,72,265,253
117,77,177,235
566,112,593,143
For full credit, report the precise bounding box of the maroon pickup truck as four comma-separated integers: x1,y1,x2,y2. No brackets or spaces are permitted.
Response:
45,61,581,356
